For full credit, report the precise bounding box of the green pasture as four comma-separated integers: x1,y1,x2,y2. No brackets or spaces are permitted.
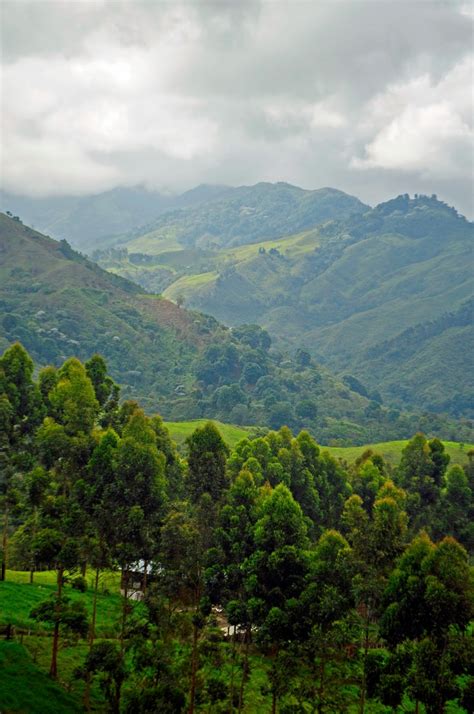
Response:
165,420,473,466
324,439,473,466
0,570,122,636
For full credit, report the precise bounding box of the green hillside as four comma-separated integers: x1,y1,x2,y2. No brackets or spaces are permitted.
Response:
116,182,367,251
99,193,473,417
0,184,230,254
0,642,81,714
165,419,253,448
1,212,471,444
164,421,473,466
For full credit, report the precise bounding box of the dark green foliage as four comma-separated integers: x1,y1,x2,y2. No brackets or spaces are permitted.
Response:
1,342,473,713
30,595,89,638
364,530,474,713
81,642,125,713
71,576,87,592
186,422,229,502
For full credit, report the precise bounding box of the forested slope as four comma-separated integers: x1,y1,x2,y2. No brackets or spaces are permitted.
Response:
1,212,471,443
100,193,472,417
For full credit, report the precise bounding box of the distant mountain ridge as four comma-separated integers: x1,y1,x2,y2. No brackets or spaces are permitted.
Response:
92,191,473,418
115,182,369,251
0,184,231,253
2,183,472,419
0,182,367,255
2,211,470,444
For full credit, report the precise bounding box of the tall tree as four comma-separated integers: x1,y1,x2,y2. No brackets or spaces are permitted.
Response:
246,484,309,713
0,343,43,580
186,422,229,503
379,533,473,713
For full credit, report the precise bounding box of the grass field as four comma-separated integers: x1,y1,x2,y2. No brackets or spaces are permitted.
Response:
0,641,82,713
166,419,253,449
323,439,473,467
0,571,125,711
1,570,123,635
163,270,218,301
165,420,473,466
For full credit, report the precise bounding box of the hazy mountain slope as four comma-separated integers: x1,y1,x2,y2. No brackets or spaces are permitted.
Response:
0,212,210,411
0,184,230,254
118,182,368,254
359,300,473,416
146,194,473,416
2,212,470,444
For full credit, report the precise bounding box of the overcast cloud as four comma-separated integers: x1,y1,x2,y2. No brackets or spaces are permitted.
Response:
1,0,473,215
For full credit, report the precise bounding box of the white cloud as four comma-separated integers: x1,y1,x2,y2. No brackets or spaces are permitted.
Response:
352,56,473,178
0,0,473,213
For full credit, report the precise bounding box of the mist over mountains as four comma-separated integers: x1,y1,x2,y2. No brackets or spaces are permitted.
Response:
0,184,231,254
2,182,472,420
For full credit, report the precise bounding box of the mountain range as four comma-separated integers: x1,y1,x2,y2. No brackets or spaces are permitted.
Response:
2,182,473,421
1,211,470,445
95,188,473,418
0,184,230,254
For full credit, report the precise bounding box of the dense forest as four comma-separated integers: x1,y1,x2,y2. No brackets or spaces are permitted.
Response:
1,342,473,713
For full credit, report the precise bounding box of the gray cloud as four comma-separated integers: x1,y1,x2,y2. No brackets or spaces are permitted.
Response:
1,0,472,215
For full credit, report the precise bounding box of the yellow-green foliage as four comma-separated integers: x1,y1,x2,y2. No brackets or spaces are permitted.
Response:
165,421,473,465
325,439,473,467
166,419,252,449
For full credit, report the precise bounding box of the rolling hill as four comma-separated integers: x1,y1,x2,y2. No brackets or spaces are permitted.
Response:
2,211,470,445
0,184,231,254
94,191,473,417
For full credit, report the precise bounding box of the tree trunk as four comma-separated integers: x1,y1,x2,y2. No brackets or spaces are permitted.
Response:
1,504,9,581
89,567,100,646
114,679,122,714
229,626,237,712
49,566,63,678
81,561,87,578
30,507,37,585
271,643,279,714
317,644,326,714
120,568,128,653
272,689,277,714
238,625,251,714
359,609,370,714
143,559,148,595
189,621,199,714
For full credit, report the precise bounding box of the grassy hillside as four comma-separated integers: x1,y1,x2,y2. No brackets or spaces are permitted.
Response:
101,194,473,417
166,419,254,448
0,641,82,714
0,184,230,254
0,212,215,414
164,421,473,466
0,576,308,714
0,572,122,635
2,212,471,444
324,439,473,467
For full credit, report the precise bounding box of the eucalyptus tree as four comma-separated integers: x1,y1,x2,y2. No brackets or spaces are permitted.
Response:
0,343,44,580
245,483,309,714
379,533,473,713
32,356,99,677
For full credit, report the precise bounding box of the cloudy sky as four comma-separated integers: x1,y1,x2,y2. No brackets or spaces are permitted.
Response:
1,0,473,214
